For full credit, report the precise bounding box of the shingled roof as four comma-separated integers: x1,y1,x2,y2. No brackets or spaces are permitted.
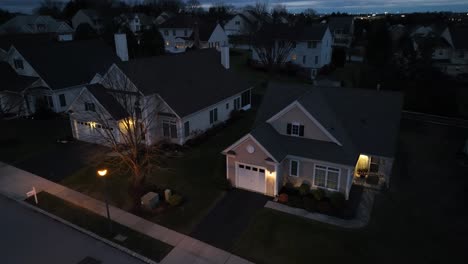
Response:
86,84,129,120
116,49,253,118
250,82,403,165
0,61,38,92
13,39,120,89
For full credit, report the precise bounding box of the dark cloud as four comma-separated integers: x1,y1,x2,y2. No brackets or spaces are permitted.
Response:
1,0,467,14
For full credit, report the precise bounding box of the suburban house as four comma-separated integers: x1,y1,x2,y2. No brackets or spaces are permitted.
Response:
251,24,333,79
0,61,40,115
68,47,253,145
159,16,229,53
223,82,403,199
438,26,468,76
116,13,156,34
224,10,272,36
0,15,74,41
327,16,355,48
72,9,104,33
1,37,120,115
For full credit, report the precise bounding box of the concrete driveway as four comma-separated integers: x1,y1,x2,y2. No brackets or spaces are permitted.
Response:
190,189,270,251
14,141,108,182
0,195,145,264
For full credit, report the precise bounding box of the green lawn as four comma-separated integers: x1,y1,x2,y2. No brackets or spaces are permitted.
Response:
27,192,173,262
231,120,468,264
63,110,258,234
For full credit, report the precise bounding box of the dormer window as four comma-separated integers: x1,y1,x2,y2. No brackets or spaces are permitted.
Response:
13,59,24,70
287,122,304,137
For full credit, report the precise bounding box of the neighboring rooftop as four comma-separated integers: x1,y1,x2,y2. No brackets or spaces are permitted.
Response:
116,48,253,118
13,39,120,89
159,15,197,28
251,82,403,165
0,15,73,34
86,84,129,120
0,61,38,92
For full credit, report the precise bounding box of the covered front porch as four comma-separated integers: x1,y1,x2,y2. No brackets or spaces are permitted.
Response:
353,154,393,190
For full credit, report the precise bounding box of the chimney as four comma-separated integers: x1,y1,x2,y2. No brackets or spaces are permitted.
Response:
114,33,129,62
221,46,230,69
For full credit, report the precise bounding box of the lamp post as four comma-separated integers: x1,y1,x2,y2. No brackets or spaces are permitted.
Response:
97,169,113,234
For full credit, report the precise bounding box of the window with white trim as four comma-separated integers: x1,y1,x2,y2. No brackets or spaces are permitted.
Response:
209,108,218,124
314,165,340,191
234,97,241,110
286,122,304,137
14,59,24,69
163,120,177,138
290,160,299,177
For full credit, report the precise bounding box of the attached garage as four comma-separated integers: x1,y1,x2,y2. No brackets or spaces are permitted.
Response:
235,163,266,194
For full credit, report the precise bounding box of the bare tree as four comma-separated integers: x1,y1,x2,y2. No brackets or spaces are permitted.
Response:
34,0,64,18
185,0,203,13
71,66,166,209
252,0,269,15
304,8,318,17
0,92,26,117
251,25,294,72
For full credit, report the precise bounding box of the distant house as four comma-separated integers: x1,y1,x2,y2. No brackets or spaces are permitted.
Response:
116,13,156,34
327,16,355,48
439,27,468,76
158,15,195,52
1,38,120,115
224,10,272,36
159,16,229,53
68,48,253,145
72,9,104,33
0,15,74,41
251,24,333,79
223,82,403,198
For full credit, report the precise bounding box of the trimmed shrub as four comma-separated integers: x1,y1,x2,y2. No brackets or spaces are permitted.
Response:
167,194,183,207
317,200,332,214
311,188,325,201
303,196,317,212
278,193,288,203
288,195,303,208
330,192,346,209
299,183,310,196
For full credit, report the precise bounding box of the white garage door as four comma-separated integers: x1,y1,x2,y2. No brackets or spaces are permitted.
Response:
236,163,266,194
73,120,109,144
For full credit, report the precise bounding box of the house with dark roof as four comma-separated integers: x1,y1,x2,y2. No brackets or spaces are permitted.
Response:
0,61,40,115
159,16,229,53
115,13,156,34
72,9,104,33
0,15,74,41
223,82,402,198
251,24,333,79
327,16,355,48
224,10,273,36
2,38,120,114
68,47,253,145
439,26,468,76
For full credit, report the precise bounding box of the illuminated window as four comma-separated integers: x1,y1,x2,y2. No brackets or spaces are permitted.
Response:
291,54,297,61
314,165,340,191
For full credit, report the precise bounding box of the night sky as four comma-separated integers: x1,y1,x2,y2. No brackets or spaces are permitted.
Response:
1,0,467,14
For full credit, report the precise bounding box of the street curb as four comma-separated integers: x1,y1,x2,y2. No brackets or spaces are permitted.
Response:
4,194,160,264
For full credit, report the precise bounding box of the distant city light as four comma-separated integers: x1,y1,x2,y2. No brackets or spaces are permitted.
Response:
401,14,406,17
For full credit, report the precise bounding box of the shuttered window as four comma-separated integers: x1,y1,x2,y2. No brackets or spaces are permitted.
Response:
286,123,304,137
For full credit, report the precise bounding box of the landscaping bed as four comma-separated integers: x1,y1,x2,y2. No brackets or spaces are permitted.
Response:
26,192,173,262
277,183,363,220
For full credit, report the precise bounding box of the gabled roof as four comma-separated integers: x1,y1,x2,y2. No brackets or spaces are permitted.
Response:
85,84,129,120
13,39,120,89
328,16,354,33
449,27,468,50
0,15,73,34
80,9,100,19
0,61,38,92
250,82,403,165
116,49,253,118
187,22,218,41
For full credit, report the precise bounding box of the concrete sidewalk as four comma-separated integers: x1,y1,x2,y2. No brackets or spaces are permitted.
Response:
0,162,253,264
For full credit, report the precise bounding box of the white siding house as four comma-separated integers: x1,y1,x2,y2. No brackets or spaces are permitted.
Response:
68,47,253,146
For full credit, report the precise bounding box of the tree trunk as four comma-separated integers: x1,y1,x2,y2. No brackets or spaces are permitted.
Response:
129,167,145,212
